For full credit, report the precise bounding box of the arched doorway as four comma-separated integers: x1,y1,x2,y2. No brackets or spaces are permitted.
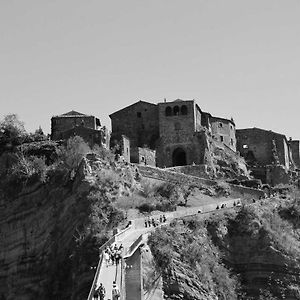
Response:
172,148,187,166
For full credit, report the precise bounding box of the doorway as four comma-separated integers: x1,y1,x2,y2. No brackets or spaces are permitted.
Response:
172,148,187,166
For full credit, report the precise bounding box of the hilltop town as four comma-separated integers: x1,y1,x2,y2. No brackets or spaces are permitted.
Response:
50,98,299,187
1,99,300,300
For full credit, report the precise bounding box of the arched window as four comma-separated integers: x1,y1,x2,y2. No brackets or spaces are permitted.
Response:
181,105,188,115
165,106,172,116
173,106,180,115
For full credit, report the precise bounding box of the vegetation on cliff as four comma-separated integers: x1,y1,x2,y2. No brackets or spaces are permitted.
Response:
148,191,300,299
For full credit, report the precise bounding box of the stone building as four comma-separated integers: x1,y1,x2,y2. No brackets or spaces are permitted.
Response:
288,138,300,169
110,99,236,167
236,128,296,184
210,116,236,151
51,111,105,147
156,99,207,167
109,101,159,162
236,128,293,169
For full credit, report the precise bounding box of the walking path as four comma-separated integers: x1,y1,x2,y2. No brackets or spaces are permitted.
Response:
87,197,242,300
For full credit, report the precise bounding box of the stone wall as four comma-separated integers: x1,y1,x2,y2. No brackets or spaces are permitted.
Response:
167,165,211,179
122,135,131,163
110,101,159,150
51,114,98,140
289,140,300,169
236,128,292,169
130,147,156,166
138,165,265,200
155,131,207,168
158,100,197,140
125,248,143,300
210,116,236,152
59,126,104,147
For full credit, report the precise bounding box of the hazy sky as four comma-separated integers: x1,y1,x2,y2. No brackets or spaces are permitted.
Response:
1,0,300,139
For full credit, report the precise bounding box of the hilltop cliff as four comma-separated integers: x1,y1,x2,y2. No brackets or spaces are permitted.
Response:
0,141,138,300
1,139,300,300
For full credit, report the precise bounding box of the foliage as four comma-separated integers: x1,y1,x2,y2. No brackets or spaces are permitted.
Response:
10,151,47,182
0,114,27,149
58,136,90,171
215,180,231,196
148,221,239,300
92,144,114,163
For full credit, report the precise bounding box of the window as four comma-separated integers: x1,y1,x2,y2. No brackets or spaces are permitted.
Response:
220,136,224,142
231,138,234,145
165,106,172,116
173,106,180,115
219,123,223,128
137,112,142,118
181,105,188,115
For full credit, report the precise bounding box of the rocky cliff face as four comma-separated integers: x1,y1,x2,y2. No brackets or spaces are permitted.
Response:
148,196,300,300
0,153,138,300
207,200,300,299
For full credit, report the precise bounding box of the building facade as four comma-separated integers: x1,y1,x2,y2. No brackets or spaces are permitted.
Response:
110,99,236,167
288,138,300,169
210,116,236,151
51,110,104,147
109,101,159,162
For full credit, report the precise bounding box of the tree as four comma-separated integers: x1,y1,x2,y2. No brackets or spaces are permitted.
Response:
0,114,27,148
58,135,91,170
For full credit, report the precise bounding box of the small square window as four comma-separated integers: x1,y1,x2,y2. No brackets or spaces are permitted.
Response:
137,112,142,118
220,136,224,142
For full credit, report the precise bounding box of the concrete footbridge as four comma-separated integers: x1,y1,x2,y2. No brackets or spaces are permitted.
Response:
87,198,242,300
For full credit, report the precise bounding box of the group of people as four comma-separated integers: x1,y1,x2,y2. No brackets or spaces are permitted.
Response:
103,243,123,267
144,215,167,228
93,281,120,300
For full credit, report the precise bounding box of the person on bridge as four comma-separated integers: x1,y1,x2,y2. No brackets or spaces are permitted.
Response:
98,283,106,300
112,281,120,300
104,250,110,267
94,283,105,300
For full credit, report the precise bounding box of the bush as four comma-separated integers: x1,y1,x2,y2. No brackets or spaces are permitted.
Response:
58,136,90,171
140,178,160,198
9,150,47,182
148,223,239,299
0,114,27,150
215,181,231,196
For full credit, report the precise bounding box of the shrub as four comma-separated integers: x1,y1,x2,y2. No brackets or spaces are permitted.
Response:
58,136,90,171
215,181,231,196
0,114,28,150
140,178,160,198
148,223,239,299
9,151,47,182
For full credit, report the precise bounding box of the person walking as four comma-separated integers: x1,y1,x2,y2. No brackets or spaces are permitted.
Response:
97,283,106,300
104,250,110,267
112,281,120,300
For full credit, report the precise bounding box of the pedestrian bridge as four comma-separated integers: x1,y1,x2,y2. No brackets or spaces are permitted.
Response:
87,198,241,300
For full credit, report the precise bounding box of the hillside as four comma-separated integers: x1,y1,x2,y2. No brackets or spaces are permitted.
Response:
0,139,300,300
148,194,300,299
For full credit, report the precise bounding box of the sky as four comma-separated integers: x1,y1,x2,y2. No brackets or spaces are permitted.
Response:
0,0,300,139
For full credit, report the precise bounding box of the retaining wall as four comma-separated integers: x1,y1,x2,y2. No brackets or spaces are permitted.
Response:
138,165,264,200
